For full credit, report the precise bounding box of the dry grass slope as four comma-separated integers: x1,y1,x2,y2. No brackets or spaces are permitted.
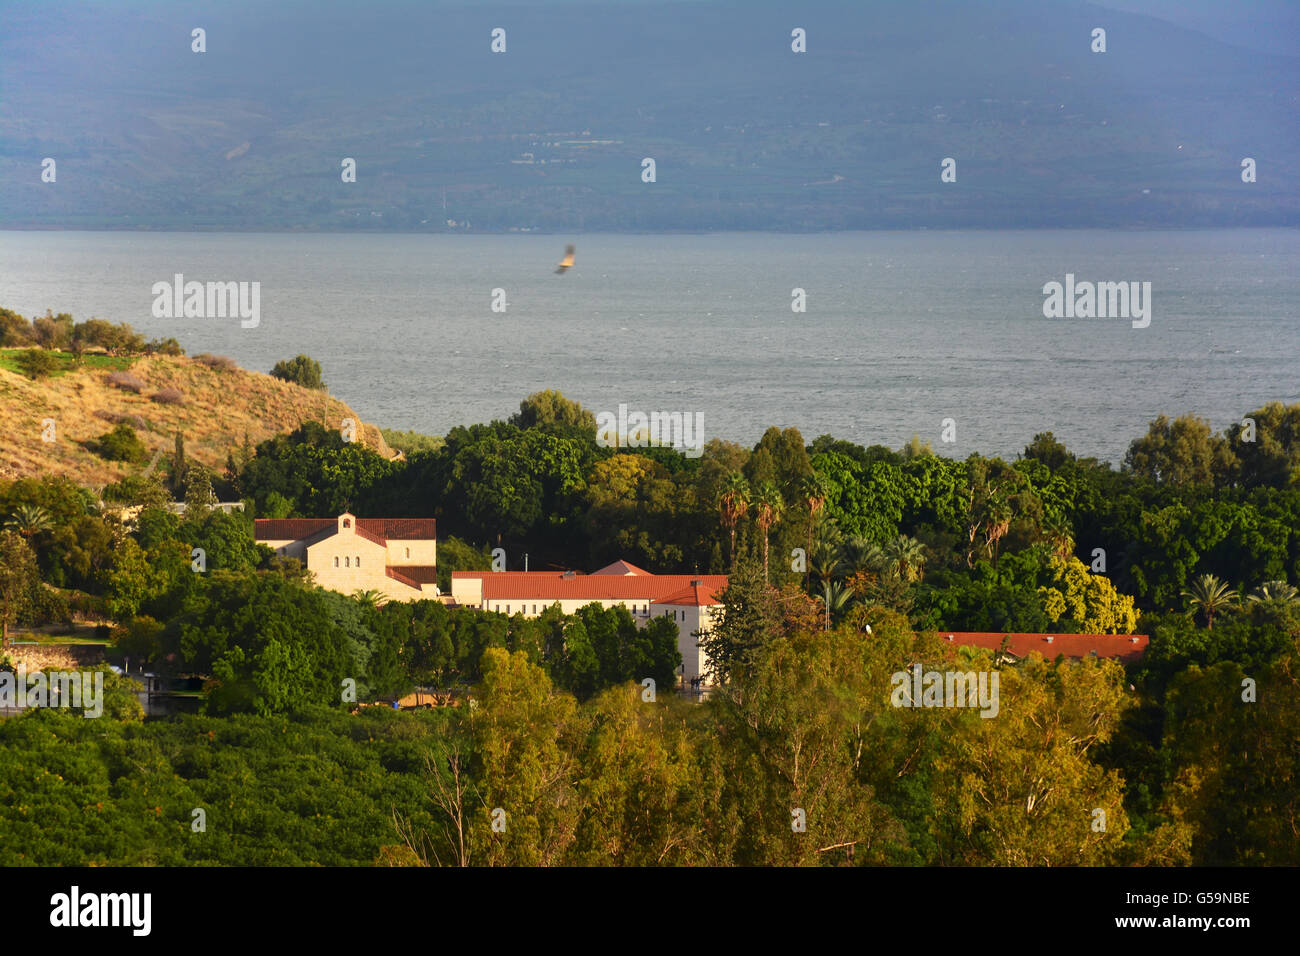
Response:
0,352,394,488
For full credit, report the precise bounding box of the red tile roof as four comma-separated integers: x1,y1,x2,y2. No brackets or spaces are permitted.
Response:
391,565,438,584
386,566,437,589
592,560,651,576
939,632,1149,663
355,525,387,547
652,582,724,606
453,569,728,603
255,517,436,545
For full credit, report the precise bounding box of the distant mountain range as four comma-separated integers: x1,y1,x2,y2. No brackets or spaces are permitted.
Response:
2,0,1296,231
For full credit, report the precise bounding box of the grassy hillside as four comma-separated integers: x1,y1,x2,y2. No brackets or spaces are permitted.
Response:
0,350,395,489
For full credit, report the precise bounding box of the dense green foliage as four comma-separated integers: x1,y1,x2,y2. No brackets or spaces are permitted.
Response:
3,390,1298,866
3,622,1294,867
270,354,324,390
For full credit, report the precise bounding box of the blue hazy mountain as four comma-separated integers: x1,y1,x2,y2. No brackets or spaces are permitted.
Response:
1,0,1295,230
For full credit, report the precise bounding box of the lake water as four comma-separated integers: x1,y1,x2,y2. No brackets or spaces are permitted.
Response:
1,229,1296,462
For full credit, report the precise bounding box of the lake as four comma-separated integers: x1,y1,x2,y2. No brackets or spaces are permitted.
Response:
2,229,1296,461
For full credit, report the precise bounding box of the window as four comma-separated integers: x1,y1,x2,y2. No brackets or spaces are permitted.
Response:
334,557,339,567
356,556,361,568
405,547,410,559
532,605,537,614
343,518,351,528
345,556,350,568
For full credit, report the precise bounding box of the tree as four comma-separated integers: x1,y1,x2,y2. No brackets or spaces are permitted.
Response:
15,348,58,379
1226,402,1300,489
900,434,933,460
703,628,906,865
183,464,218,514
753,481,784,585
1124,414,1235,487
926,655,1133,865
798,473,829,588
1158,655,1300,864
882,534,927,583
818,580,854,630
1036,556,1140,634
569,684,698,865
31,311,73,350
1246,580,1300,634
4,504,55,543
717,473,750,571
95,423,147,464
0,308,32,346
102,474,170,509
1022,431,1075,471
171,431,187,498
465,648,581,866
963,457,1038,569
270,354,325,389
509,390,597,438
0,531,40,644
1181,574,1238,629
164,571,366,715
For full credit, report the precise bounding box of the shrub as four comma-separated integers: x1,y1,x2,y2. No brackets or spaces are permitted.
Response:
107,370,146,393
23,584,71,628
151,388,185,405
271,354,324,389
195,353,238,371
146,337,184,356
96,423,148,463
94,410,148,430
15,348,59,379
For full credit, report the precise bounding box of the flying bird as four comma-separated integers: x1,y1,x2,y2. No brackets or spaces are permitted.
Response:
555,244,576,274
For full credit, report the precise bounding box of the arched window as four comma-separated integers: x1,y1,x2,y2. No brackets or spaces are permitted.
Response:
334,557,339,567
343,518,351,528
345,556,350,568
356,556,361,568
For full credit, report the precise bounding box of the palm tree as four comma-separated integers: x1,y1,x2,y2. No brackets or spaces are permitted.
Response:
1247,580,1300,609
4,504,54,543
799,474,830,588
717,473,751,571
818,580,854,630
1247,582,1300,635
1042,514,1075,561
753,481,784,585
984,500,1013,568
841,536,885,577
1182,574,1238,629
352,589,388,610
883,535,927,583
809,537,842,595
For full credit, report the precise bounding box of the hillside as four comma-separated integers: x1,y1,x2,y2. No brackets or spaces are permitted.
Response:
0,351,395,489
1,0,1296,231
